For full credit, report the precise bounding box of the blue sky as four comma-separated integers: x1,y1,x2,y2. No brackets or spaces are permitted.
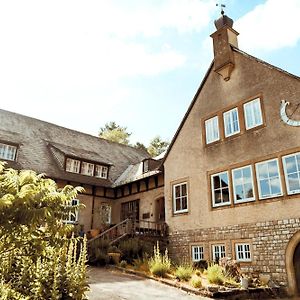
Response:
0,0,300,145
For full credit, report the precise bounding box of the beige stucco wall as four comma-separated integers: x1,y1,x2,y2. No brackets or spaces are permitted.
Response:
164,51,300,233
111,186,164,224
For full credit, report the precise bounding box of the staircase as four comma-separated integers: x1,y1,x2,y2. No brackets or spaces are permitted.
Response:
87,218,167,262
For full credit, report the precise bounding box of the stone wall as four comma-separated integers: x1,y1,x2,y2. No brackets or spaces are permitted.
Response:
168,218,300,286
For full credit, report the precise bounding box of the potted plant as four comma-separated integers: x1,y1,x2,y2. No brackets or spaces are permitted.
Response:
107,246,122,264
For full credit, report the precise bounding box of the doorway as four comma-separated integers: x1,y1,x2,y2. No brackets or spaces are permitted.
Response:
294,243,300,295
155,197,165,223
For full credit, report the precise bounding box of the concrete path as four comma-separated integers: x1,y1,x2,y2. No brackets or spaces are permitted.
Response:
87,266,210,300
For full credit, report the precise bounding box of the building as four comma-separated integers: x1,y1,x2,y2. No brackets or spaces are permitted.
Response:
0,109,165,233
163,13,300,295
0,12,299,296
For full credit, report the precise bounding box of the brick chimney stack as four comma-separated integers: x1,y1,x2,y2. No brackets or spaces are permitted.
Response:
210,12,239,81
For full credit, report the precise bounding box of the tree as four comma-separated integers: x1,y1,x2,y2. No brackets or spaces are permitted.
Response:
147,136,169,157
0,162,89,299
133,141,148,153
99,121,131,145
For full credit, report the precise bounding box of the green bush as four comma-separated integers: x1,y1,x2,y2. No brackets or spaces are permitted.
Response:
0,163,88,299
119,260,127,268
174,265,194,281
118,238,153,263
191,276,202,288
207,264,225,285
148,242,171,277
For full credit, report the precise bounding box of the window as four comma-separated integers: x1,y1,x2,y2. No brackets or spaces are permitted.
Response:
95,165,108,179
121,200,139,221
243,98,263,130
100,204,111,224
81,162,94,176
211,171,231,207
192,246,204,262
235,243,251,262
205,116,219,144
65,199,79,224
232,165,255,203
0,143,17,161
212,244,226,261
66,158,80,173
223,108,240,137
173,182,188,214
255,159,282,199
283,152,300,195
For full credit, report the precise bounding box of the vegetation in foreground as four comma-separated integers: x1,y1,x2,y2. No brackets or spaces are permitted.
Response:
0,162,89,299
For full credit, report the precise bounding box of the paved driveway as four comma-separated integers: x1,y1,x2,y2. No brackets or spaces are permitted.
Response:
87,267,210,300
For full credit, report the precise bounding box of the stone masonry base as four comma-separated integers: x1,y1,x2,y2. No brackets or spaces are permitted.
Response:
168,218,300,286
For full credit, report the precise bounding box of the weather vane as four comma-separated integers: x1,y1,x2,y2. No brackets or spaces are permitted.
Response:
216,3,226,15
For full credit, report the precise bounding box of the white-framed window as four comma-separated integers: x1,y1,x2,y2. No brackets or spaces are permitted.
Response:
95,165,108,179
192,245,204,262
223,108,240,137
212,244,226,261
243,98,263,130
66,158,80,173
211,171,231,207
173,182,188,214
235,243,251,262
0,143,17,161
232,165,255,203
205,116,220,144
255,159,283,199
81,162,94,176
65,199,79,224
282,152,300,195
100,203,112,224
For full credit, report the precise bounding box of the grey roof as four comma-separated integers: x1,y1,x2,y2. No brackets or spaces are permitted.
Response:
0,109,150,187
113,162,160,187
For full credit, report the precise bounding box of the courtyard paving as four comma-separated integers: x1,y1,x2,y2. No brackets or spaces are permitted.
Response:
87,266,211,300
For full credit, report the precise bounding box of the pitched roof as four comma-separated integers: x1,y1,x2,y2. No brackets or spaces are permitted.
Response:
0,109,150,187
161,47,300,165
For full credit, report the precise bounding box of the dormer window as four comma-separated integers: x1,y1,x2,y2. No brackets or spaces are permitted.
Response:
81,162,94,176
0,142,17,161
66,158,80,173
95,165,108,179
143,160,149,173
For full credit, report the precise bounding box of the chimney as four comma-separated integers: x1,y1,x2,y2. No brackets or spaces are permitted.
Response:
210,12,239,81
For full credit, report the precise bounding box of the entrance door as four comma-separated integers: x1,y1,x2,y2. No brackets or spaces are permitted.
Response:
155,197,165,223
294,243,300,294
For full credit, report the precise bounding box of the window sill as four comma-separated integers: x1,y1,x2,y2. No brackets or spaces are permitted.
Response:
172,210,189,217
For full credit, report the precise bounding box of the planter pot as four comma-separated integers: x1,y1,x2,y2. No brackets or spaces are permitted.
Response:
108,252,121,264
259,274,271,286
240,277,249,289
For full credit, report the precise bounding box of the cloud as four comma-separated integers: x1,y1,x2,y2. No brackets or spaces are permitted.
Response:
236,0,300,52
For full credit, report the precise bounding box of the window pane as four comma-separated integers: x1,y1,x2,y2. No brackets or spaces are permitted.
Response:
260,179,270,197
205,116,219,144
220,173,229,187
286,156,297,173
213,175,221,189
222,188,230,202
244,98,263,129
270,177,281,195
182,184,187,196
235,185,244,200
288,173,300,192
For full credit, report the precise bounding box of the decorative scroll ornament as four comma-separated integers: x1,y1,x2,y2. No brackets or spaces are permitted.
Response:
280,100,300,126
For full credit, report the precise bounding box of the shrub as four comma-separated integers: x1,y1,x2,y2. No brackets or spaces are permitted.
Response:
219,257,241,281
195,270,201,277
175,265,194,281
193,260,208,271
191,276,202,288
133,258,149,272
94,248,110,266
207,264,225,285
0,163,89,299
119,260,127,268
118,238,153,263
148,242,171,277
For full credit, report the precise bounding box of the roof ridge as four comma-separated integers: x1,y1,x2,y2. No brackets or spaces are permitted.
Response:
0,108,149,155
232,46,300,81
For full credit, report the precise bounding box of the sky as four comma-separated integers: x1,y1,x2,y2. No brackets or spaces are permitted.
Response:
0,0,300,145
